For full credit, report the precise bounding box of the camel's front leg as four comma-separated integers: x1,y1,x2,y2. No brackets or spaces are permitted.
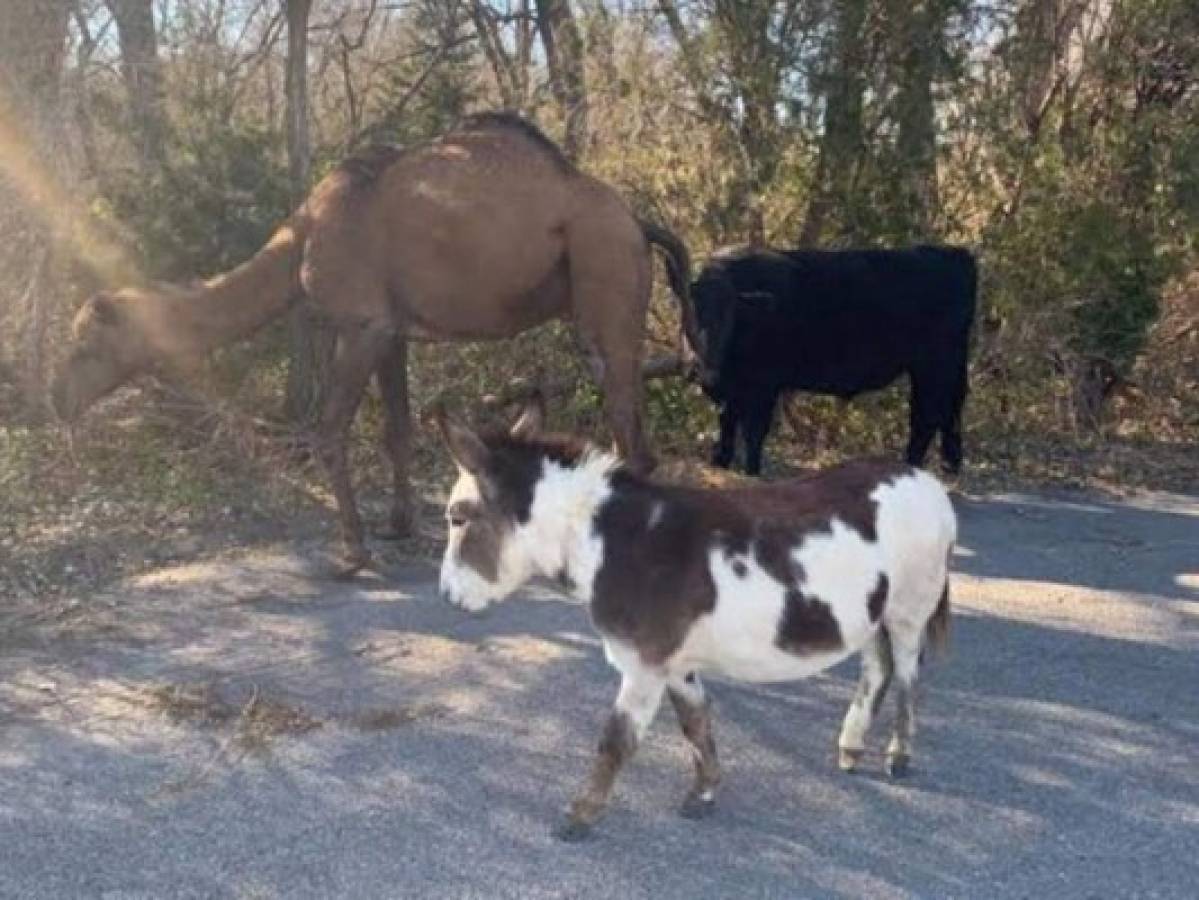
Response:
315,324,391,578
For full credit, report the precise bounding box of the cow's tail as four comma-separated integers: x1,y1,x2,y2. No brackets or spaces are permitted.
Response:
638,218,706,368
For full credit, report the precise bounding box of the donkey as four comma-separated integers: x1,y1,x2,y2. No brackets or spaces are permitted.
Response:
434,402,956,841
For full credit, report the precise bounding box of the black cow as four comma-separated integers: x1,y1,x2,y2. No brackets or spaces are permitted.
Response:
691,244,977,476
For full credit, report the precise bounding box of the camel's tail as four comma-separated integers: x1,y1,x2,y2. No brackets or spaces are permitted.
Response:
638,218,706,368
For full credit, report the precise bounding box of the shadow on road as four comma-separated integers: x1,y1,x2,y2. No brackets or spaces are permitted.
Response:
2,489,1197,897
951,489,1198,600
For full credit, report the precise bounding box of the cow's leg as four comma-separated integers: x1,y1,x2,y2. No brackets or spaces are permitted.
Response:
569,220,655,474
557,666,666,841
939,354,969,475
884,626,924,778
837,628,894,773
742,390,779,477
315,324,393,578
667,672,721,818
374,336,414,539
711,404,739,469
905,373,939,468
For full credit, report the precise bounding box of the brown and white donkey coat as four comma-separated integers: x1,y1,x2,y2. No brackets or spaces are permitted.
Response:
436,405,956,840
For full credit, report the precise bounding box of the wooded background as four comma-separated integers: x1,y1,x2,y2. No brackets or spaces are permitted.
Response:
0,0,1195,477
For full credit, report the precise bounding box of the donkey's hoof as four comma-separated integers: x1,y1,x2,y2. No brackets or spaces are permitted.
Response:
885,753,911,779
553,818,595,843
680,793,716,820
838,748,864,774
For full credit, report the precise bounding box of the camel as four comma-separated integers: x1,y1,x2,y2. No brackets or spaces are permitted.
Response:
51,113,705,575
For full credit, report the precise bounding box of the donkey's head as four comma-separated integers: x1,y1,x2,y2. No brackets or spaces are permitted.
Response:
435,397,588,613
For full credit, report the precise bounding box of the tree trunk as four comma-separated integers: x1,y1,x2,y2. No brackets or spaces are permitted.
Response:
893,0,948,240
470,1,520,109
713,2,782,245
535,0,588,160
105,0,168,170
658,0,785,244
800,0,867,246
282,0,330,426
284,0,312,209
0,2,70,108
0,0,72,420
1013,0,1089,139
579,0,618,96
516,0,534,106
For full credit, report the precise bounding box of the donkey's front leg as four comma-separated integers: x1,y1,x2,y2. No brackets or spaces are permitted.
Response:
556,669,665,842
668,673,721,819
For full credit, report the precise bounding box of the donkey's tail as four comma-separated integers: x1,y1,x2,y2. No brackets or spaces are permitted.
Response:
924,580,952,658
637,218,705,366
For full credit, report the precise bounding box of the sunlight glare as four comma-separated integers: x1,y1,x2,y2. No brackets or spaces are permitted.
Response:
0,88,140,288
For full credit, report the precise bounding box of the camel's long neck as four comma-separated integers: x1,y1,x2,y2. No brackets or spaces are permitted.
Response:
157,223,304,357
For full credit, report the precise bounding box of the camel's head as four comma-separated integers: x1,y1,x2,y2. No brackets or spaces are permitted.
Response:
52,289,159,421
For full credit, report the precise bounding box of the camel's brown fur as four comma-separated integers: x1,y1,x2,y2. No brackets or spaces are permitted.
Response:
51,113,702,575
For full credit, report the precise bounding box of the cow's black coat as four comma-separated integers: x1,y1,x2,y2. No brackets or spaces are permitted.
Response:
692,245,977,475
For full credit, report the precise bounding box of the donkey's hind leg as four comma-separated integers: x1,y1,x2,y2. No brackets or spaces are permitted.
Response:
668,673,721,819
837,628,894,773
884,626,924,778
557,667,666,842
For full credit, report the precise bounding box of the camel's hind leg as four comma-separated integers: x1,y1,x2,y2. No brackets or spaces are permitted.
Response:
374,336,414,540
566,207,655,473
315,324,392,577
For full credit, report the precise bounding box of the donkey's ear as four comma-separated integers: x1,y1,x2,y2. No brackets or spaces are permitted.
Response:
435,410,491,474
510,391,545,439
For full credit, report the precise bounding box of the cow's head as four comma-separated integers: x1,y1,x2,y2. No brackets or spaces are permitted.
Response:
689,266,738,401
